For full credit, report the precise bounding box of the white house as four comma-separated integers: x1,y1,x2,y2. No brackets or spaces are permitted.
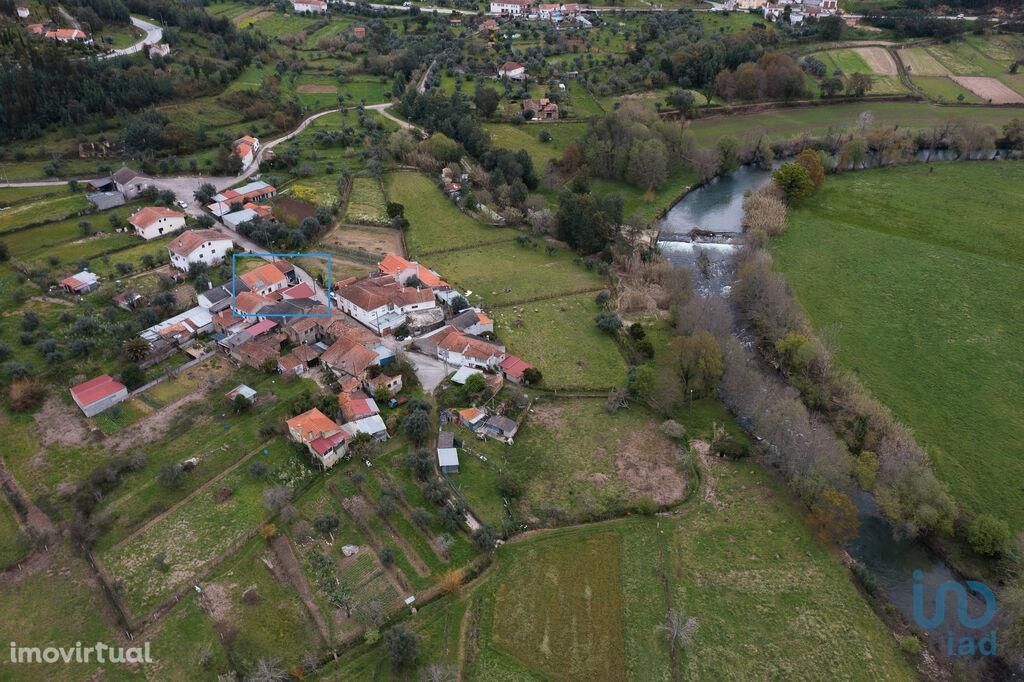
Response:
129,206,186,240
16,5,30,18
490,0,533,16
233,135,260,169
293,0,327,12
422,326,505,370
334,275,436,336
111,166,150,200
497,60,526,81
167,229,234,271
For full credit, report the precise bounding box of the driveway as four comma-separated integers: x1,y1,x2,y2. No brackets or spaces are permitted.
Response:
407,351,449,392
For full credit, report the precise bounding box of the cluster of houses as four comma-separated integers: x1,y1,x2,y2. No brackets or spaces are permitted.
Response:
68,243,535,477
724,0,838,22
489,0,590,24
25,19,92,43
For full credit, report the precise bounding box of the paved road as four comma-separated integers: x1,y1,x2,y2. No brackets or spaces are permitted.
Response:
100,17,163,59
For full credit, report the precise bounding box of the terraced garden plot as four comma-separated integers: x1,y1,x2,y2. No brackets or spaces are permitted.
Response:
0,193,93,233
911,75,981,103
899,47,950,76
950,76,1024,104
344,177,389,225
100,442,316,618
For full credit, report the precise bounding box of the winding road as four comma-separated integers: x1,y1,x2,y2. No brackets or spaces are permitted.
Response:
100,17,163,60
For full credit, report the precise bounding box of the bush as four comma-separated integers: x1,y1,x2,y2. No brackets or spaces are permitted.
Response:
899,635,921,656
851,560,878,596
715,434,750,460
966,514,1011,557
595,311,622,334
7,379,45,412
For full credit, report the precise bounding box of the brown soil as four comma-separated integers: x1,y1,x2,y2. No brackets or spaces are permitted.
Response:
690,440,726,509
856,47,898,76
613,424,686,506
951,76,1024,104
323,224,403,256
296,84,337,94
528,403,565,430
35,395,91,447
274,196,317,224
200,581,232,622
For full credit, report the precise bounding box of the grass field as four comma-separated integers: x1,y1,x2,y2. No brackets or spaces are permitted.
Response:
0,498,28,569
818,48,873,75
0,193,93,233
386,172,498,254
100,439,316,618
483,122,587,169
912,76,982,103
773,162,1024,531
468,456,913,680
686,102,1019,148
344,177,389,225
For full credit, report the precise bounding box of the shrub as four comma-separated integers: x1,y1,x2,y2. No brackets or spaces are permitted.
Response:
899,636,921,656
966,514,1011,557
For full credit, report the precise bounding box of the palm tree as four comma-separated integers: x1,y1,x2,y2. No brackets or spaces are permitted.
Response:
123,337,150,362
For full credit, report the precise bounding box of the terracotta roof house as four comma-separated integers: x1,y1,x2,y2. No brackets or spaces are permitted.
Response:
60,270,99,295
233,291,273,316
240,262,289,297
277,353,305,375
457,407,487,428
208,181,276,212
339,394,380,422
280,282,315,300
479,18,499,33
522,97,559,120
490,0,533,16
353,25,366,38
285,316,321,345
500,354,534,383
335,275,436,335
129,206,185,240
70,375,128,417
497,60,526,80
378,254,448,289
167,230,233,271
292,343,322,364
321,336,378,379
46,28,89,42
232,135,260,169
288,408,349,468
365,372,402,397
232,338,280,368
420,326,505,370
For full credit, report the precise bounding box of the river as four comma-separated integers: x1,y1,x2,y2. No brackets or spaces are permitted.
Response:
657,165,1011,678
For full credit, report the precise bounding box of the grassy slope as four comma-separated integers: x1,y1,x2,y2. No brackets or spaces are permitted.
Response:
469,457,913,681
685,101,1018,147
773,162,1024,529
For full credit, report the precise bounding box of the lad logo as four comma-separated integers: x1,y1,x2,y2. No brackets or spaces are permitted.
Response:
912,570,997,656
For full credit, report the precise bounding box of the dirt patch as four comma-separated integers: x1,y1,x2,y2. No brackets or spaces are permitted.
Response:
612,424,685,506
296,84,337,94
273,196,317,225
34,396,90,447
528,403,565,430
200,581,232,622
950,76,1024,104
856,47,897,75
690,440,727,509
323,225,404,257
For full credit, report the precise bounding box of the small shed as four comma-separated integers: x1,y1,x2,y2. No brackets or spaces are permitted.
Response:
226,384,257,403
437,430,459,473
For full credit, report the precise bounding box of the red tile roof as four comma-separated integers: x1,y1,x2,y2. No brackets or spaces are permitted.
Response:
321,336,378,377
129,206,184,230
500,354,533,379
240,262,288,291
280,282,315,299
168,229,230,257
70,375,126,406
309,429,351,456
337,275,434,312
246,319,278,336
287,408,341,443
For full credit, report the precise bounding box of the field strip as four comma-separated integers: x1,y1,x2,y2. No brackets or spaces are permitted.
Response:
950,76,1024,104
856,47,897,75
416,236,519,257
106,439,272,553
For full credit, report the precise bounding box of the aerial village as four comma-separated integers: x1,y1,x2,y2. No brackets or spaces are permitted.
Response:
67,156,534,482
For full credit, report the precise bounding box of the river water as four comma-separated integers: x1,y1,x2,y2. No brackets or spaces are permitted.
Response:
657,165,1010,676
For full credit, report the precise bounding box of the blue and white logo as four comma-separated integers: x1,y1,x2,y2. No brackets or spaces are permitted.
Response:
912,570,997,656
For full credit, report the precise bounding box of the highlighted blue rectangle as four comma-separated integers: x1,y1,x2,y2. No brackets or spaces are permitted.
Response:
231,252,332,318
